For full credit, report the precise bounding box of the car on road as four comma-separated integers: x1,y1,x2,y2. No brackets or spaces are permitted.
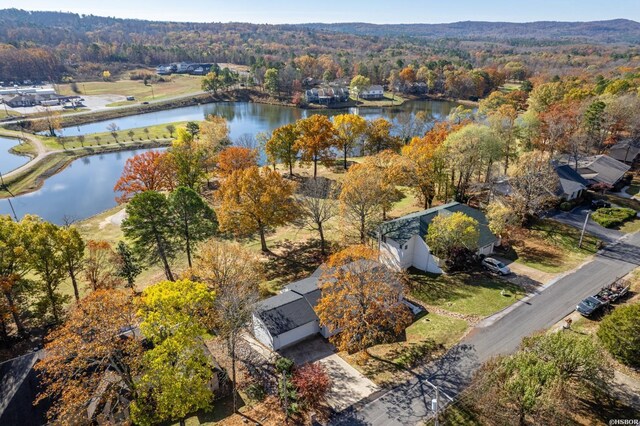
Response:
481,257,511,275
141,101,149,104
591,199,611,210
576,295,603,316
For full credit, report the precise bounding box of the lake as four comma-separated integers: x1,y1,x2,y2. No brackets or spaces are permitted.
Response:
57,99,460,139
5,100,459,223
0,148,163,224
0,137,30,175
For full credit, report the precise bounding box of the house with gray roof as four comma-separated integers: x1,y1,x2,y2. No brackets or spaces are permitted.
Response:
555,164,590,200
566,154,630,188
377,202,498,273
608,139,640,166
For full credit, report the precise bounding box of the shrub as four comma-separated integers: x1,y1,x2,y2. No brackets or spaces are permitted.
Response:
559,202,572,211
291,363,331,409
598,304,640,368
591,207,636,228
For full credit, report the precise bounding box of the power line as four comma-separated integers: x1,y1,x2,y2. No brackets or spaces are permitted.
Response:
0,171,19,221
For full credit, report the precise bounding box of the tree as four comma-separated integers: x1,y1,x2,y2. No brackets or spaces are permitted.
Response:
486,201,516,241
315,246,412,353
216,146,258,177
169,127,208,190
488,104,520,173
264,68,279,96
58,226,85,301
27,220,68,323
84,240,120,290
35,289,141,424
102,70,111,81
598,304,640,368
169,186,217,268
199,114,231,154
202,71,223,94
333,113,367,169
297,178,337,255
215,167,298,252
127,130,134,141
33,106,61,137
291,363,331,410
509,151,559,225
0,215,32,336
114,150,175,203
122,191,178,281
364,118,401,154
425,211,479,262
295,115,337,178
166,124,176,137
266,123,300,175
349,75,371,101
114,241,141,288
193,240,262,411
107,122,119,143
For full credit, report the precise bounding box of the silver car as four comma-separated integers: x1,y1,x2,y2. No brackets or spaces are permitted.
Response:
482,257,511,275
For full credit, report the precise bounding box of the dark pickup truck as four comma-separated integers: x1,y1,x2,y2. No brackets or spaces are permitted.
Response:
576,281,629,317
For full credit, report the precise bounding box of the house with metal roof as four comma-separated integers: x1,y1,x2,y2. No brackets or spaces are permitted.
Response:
566,154,630,188
377,202,498,273
608,139,640,167
555,164,590,200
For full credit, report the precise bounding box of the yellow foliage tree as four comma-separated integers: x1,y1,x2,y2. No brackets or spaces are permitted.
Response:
295,115,337,178
333,113,367,169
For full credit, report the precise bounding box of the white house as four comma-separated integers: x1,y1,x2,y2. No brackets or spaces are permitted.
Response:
359,85,384,100
378,202,498,273
555,164,590,201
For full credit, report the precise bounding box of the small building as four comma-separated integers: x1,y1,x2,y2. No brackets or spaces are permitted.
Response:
608,139,640,167
378,202,498,273
555,164,590,200
305,88,319,103
359,85,384,100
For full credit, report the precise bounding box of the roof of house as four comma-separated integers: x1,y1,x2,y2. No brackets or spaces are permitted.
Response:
574,154,630,186
608,139,640,163
363,85,384,92
378,201,498,248
555,164,589,196
0,351,47,425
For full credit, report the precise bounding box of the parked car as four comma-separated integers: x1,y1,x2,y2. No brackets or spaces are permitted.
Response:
591,199,611,210
126,96,135,101
576,296,603,316
576,280,629,316
141,101,149,104
481,257,511,275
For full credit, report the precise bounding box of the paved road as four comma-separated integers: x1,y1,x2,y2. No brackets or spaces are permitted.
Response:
332,232,640,426
549,206,624,243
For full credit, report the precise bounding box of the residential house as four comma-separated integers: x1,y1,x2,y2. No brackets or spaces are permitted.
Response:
565,155,631,188
252,261,403,350
608,139,640,167
555,164,590,200
305,88,319,103
305,87,349,104
155,64,173,75
359,85,384,100
0,352,49,426
378,202,498,273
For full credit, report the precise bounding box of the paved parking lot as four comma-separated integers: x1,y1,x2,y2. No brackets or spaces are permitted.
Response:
280,337,379,412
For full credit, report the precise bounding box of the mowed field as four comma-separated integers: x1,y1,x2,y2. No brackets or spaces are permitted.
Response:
57,73,204,104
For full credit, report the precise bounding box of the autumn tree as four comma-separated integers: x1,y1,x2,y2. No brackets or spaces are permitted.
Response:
264,68,279,96
193,240,262,411
202,71,223,94
84,240,120,290
488,104,520,173
215,166,298,252
114,241,141,288
509,151,559,225
295,115,337,178
122,191,179,281
216,146,258,177
292,363,332,410
169,127,208,191
266,123,300,175
297,178,338,255
199,114,232,177
114,150,175,203
32,106,61,137
58,226,85,300
425,211,479,263
333,113,367,169
486,201,517,241
132,279,216,425
364,118,401,154
169,186,217,268
349,75,371,101
316,246,412,353
35,289,141,424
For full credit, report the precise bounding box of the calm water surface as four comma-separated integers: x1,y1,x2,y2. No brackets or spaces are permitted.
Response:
0,137,30,174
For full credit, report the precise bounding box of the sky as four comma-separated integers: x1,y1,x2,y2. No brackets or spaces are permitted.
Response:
1,0,638,24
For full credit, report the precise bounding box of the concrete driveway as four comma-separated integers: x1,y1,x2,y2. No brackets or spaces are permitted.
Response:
549,205,624,243
280,337,379,412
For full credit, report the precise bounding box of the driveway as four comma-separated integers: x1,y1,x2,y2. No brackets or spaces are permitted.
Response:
331,231,640,425
549,205,624,243
280,337,379,412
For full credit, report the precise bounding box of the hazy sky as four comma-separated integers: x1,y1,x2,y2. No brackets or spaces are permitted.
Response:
3,0,639,24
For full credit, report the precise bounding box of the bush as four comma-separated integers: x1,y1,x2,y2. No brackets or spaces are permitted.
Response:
598,304,640,368
244,383,266,402
559,202,572,211
591,207,636,228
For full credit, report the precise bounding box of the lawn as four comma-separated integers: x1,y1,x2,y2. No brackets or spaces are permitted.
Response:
341,311,468,385
408,270,526,318
504,219,601,273
350,92,407,107
57,74,204,104
625,184,639,196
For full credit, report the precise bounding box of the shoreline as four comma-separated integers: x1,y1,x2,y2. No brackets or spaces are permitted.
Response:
1,140,171,198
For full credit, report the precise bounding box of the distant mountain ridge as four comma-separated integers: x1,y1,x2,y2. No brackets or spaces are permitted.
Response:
295,19,640,43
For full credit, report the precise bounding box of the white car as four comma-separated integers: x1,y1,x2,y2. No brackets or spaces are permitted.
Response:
481,257,511,275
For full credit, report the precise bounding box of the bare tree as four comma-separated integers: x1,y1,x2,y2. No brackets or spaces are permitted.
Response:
297,178,338,255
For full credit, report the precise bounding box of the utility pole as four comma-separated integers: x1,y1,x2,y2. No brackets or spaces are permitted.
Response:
579,211,591,248
432,386,439,426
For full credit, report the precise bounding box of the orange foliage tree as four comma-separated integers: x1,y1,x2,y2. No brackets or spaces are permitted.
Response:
113,150,175,203
84,240,121,290
216,146,258,177
315,245,412,353
292,363,332,410
295,115,337,178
